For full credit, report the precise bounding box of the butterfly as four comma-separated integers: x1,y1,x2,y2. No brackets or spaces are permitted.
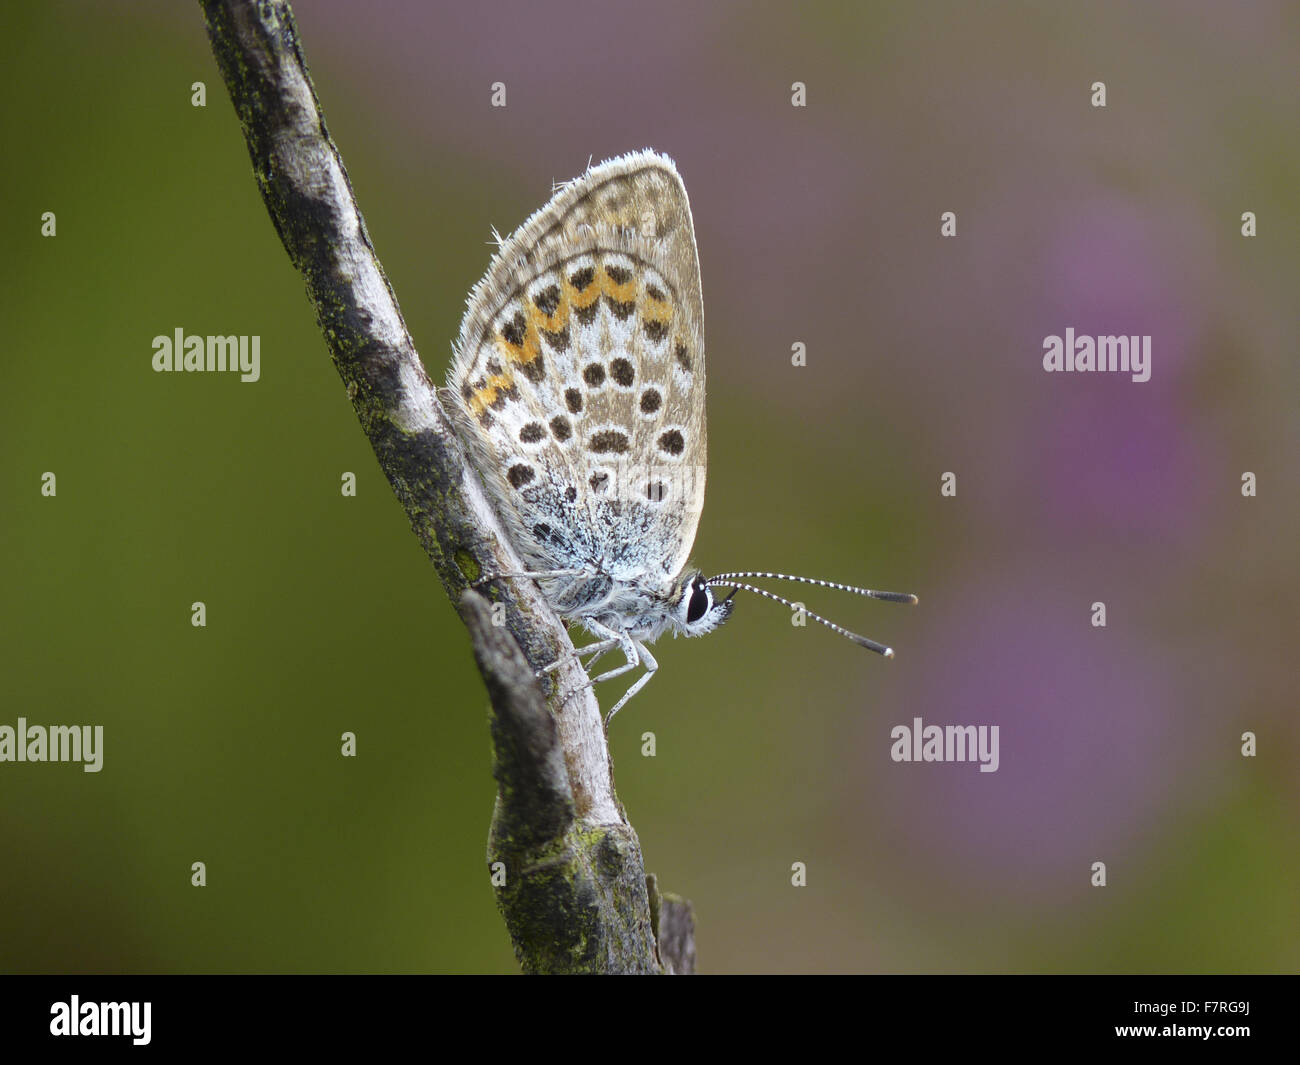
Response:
444,149,915,724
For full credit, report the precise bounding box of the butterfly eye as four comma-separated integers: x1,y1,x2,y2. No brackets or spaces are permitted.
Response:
686,583,711,624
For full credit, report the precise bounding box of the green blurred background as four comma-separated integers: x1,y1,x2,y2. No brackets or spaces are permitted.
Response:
1,1,1296,973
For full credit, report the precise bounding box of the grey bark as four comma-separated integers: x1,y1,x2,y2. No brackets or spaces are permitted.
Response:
199,0,694,974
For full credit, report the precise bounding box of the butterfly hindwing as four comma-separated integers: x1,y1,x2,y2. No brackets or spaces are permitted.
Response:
447,150,707,591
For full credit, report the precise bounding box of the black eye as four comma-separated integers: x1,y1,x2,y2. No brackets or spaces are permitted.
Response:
686,583,710,624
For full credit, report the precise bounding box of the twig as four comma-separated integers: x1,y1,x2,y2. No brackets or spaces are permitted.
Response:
198,0,693,974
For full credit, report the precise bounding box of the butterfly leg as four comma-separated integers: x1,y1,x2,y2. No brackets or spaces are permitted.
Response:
535,638,619,679
545,622,655,727
530,624,626,707
582,619,641,688
602,639,658,730
470,567,587,588
575,639,620,674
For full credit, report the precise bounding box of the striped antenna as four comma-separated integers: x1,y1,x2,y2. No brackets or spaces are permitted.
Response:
707,572,918,606
704,578,910,657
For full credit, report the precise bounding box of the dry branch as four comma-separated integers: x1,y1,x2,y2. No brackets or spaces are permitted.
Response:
199,0,693,974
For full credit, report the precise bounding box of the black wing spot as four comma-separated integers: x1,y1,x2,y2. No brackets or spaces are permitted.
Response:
520,355,545,383
489,381,519,411
589,430,629,454
533,284,561,316
604,295,636,321
610,358,635,387
540,327,569,353
658,429,685,456
501,312,526,347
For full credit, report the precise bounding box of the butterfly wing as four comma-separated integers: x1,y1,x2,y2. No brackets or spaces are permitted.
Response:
445,150,707,595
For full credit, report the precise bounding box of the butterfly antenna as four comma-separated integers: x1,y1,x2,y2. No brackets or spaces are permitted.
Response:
706,579,901,657
708,572,918,605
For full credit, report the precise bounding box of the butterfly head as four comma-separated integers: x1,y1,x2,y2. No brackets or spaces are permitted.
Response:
672,571,736,636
